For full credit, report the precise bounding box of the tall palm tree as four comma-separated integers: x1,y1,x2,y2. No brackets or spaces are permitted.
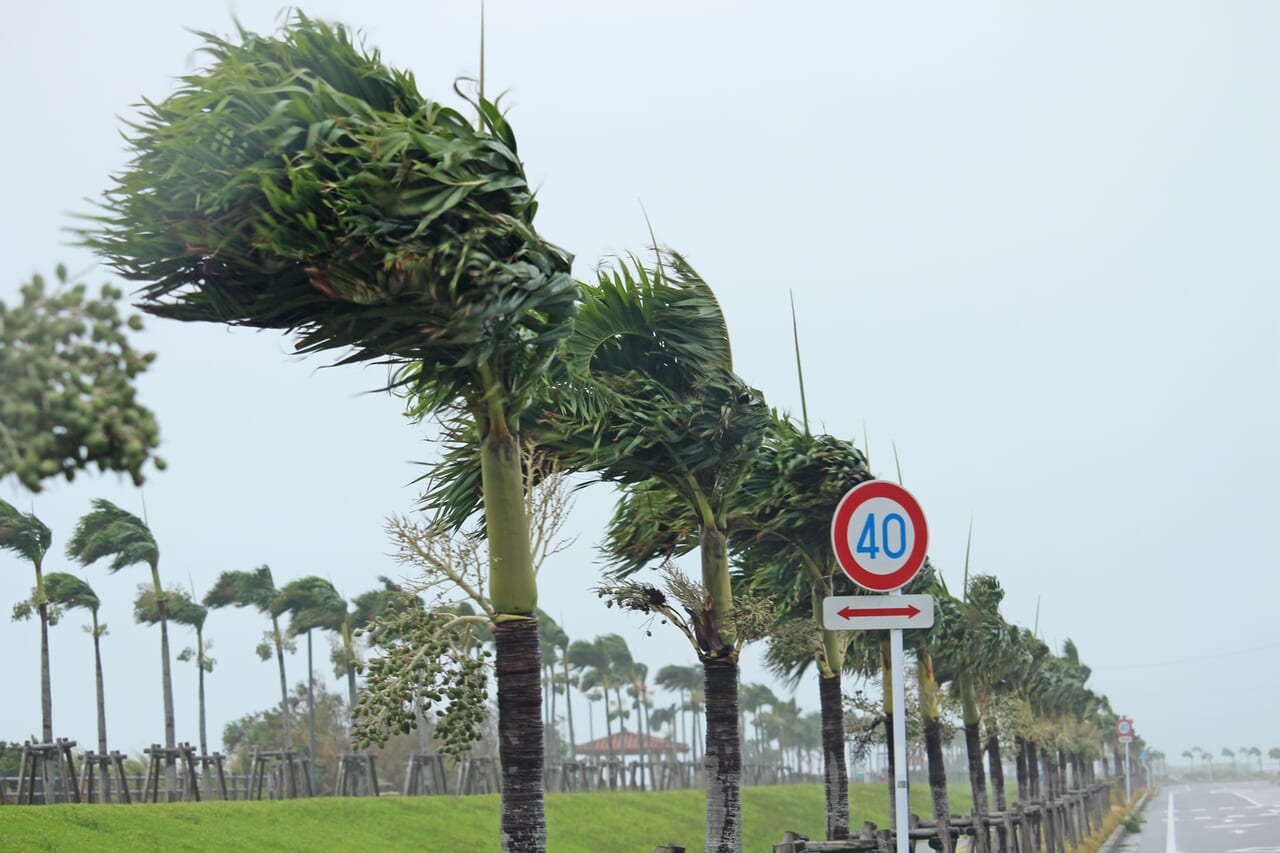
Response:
136,587,212,755
204,565,294,748
542,251,770,853
88,19,576,850
0,499,55,741
66,499,176,789
40,573,107,756
733,413,871,840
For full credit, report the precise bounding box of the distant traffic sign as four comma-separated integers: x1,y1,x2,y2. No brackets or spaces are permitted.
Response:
831,481,928,592
1117,718,1134,743
822,594,935,630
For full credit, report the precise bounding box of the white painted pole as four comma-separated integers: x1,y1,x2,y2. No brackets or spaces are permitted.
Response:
1124,741,1131,802
891,589,909,853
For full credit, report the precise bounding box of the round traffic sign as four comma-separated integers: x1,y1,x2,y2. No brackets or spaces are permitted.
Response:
1117,719,1133,737
831,480,928,592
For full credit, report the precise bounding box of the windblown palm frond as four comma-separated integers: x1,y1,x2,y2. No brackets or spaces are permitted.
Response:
273,575,346,634
203,565,277,613
136,586,205,629
84,13,575,422
43,572,100,614
65,499,157,571
541,249,769,536
733,413,871,606
0,499,51,567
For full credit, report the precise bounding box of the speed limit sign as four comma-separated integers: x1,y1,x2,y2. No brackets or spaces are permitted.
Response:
830,480,928,592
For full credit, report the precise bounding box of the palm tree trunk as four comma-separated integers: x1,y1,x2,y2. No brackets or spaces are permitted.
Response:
1014,736,1029,803
985,719,1006,810
561,656,576,761
197,628,208,756
151,566,177,801
341,620,358,719
271,616,292,749
819,672,850,840
880,635,896,826
92,616,107,755
603,681,615,764
703,656,742,853
917,656,950,831
1027,738,1041,800
494,619,545,852
959,674,990,853
33,558,53,744
481,423,545,852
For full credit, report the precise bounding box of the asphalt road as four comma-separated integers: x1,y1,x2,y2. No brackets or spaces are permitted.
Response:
1119,780,1280,853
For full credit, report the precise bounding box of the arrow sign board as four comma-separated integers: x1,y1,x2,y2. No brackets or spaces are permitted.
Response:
831,480,928,592
823,594,934,631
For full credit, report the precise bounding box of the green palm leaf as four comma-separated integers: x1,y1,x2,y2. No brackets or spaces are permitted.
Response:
65,499,158,572
0,499,51,567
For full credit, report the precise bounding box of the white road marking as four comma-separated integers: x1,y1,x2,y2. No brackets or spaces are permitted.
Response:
1232,790,1263,807
1167,790,1177,853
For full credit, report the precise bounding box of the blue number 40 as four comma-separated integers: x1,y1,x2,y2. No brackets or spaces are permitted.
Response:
856,513,907,560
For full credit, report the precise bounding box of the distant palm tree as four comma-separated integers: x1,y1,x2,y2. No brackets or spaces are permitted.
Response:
204,565,293,748
136,587,212,755
0,499,55,741
41,573,107,755
655,664,701,765
569,635,633,762
1269,747,1280,774
66,499,176,778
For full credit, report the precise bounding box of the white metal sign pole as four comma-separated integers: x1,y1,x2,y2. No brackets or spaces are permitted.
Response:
1124,741,1131,802
891,590,909,853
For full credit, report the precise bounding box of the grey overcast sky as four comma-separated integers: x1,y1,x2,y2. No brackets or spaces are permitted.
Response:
2,1,1277,767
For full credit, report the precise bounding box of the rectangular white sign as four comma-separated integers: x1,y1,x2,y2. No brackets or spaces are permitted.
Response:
822,594,934,631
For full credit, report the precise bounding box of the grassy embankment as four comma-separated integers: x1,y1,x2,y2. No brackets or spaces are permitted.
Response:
0,783,974,852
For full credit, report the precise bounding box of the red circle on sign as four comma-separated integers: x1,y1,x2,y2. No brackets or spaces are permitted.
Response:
831,480,928,592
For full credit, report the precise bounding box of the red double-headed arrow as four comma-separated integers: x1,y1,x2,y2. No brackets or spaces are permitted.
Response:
837,603,922,620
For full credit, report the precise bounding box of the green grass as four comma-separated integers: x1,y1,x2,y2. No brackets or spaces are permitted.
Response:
0,783,976,852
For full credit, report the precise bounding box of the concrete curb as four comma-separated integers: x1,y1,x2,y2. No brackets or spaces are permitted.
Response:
1097,789,1154,853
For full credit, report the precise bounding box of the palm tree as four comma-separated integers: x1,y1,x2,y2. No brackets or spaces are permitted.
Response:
568,635,633,764
933,574,1018,853
88,20,576,849
656,663,703,766
40,573,107,756
541,251,770,852
1269,747,1280,774
204,565,295,748
538,612,569,761
550,621,577,761
66,498,176,792
0,499,55,741
136,587,212,756
732,413,872,841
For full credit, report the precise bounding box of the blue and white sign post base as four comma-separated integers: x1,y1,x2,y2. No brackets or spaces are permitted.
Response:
829,480,932,853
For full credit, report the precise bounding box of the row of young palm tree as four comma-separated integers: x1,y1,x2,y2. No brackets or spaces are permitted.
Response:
2,495,410,792
72,14,1156,852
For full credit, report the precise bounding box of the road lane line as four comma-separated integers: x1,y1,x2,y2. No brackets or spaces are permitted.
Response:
1166,790,1177,853
1231,790,1262,807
